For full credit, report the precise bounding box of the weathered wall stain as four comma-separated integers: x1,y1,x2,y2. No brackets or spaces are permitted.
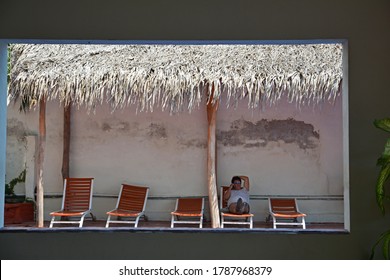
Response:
217,118,319,149
7,118,36,139
148,123,167,139
177,137,207,149
98,119,168,140
95,117,318,150
102,122,111,132
101,121,130,132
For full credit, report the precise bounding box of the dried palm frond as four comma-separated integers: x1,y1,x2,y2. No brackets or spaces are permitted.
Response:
8,43,343,113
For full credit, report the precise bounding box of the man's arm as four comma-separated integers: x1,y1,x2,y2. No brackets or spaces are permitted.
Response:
239,175,250,191
224,184,234,199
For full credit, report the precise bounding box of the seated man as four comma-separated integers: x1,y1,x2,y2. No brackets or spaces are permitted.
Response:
224,175,250,214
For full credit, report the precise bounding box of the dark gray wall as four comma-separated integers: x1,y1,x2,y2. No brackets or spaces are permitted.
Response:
1,0,389,259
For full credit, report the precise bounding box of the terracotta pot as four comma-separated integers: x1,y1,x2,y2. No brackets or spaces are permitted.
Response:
4,202,35,224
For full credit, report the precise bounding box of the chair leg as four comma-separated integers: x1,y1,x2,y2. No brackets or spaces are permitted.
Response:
105,215,111,228
134,216,140,228
79,216,86,228
302,217,306,229
49,216,56,228
170,215,175,228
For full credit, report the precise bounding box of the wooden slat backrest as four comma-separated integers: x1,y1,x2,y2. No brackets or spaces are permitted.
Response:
270,198,298,214
176,198,203,213
220,186,229,208
63,178,93,212
117,184,149,212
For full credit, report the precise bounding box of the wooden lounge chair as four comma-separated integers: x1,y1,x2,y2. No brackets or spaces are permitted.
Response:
106,184,149,228
49,178,95,228
220,186,253,229
170,197,204,228
268,198,306,229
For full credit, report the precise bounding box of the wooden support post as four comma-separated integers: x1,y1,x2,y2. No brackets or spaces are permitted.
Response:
62,105,71,181
207,86,221,228
37,98,46,227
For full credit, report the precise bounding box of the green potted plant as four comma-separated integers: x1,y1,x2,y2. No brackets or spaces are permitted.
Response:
370,118,390,259
4,169,35,224
5,169,26,201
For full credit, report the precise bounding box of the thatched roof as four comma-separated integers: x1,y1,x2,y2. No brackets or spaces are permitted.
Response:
8,43,343,113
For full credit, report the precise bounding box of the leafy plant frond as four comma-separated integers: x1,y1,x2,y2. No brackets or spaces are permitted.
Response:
383,232,390,260
375,133,390,215
372,118,390,259
370,230,390,260
374,118,390,133
382,138,390,155
5,169,26,196
377,154,390,166
376,164,390,215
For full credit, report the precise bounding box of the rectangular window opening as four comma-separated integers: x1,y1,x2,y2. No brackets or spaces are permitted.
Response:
1,40,349,233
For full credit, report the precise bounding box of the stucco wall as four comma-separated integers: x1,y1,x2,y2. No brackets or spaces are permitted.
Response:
6,91,344,223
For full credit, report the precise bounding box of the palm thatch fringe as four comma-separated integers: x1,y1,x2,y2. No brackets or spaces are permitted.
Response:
8,44,343,113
